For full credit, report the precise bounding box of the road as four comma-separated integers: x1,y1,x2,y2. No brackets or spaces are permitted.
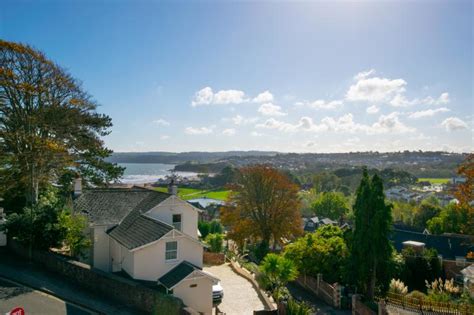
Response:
0,278,95,315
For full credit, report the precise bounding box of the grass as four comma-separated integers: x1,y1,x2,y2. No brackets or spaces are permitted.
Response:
417,178,451,184
153,186,230,201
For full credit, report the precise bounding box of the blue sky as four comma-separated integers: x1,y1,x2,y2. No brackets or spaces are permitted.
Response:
2,0,472,153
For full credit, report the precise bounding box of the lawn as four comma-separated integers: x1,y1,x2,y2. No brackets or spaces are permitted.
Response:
417,178,451,184
153,186,230,201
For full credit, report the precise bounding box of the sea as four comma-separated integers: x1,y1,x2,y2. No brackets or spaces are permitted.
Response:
118,163,198,184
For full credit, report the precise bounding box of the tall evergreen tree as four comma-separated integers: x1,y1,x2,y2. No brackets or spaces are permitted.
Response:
351,168,392,300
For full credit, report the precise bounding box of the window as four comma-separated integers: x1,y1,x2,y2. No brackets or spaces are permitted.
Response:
172,214,182,231
165,241,178,261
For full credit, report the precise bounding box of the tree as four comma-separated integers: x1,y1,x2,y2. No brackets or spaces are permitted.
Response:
283,225,348,283
351,169,393,300
401,247,442,291
413,202,442,230
311,192,348,220
452,154,474,235
1,187,65,250
221,165,302,256
0,40,123,208
57,210,91,258
259,253,298,297
205,233,224,253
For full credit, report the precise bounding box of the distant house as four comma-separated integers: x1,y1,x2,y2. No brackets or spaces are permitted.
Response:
74,182,218,314
391,228,474,280
303,216,339,233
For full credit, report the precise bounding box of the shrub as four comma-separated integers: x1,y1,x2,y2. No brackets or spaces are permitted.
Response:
406,290,427,301
205,233,224,253
389,279,408,295
425,278,461,302
286,298,312,315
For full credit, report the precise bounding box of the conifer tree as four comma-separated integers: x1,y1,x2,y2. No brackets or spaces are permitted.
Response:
351,168,392,300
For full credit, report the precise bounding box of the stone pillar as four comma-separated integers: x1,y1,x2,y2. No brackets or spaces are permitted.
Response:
352,294,360,315
317,273,322,293
378,300,385,315
333,283,342,309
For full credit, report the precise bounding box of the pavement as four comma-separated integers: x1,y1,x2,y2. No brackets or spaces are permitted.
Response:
204,263,265,315
0,278,93,315
0,249,139,315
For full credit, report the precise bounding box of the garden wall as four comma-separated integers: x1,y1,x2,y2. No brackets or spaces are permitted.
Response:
8,240,185,314
295,274,342,308
203,251,225,265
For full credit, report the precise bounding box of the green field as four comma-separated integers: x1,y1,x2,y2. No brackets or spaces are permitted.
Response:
153,187,230,201
417,178,451,184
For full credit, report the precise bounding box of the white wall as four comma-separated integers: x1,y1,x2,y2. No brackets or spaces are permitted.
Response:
173,274,214,315
145,196,199,239
132,231,203,281
92,225,111,272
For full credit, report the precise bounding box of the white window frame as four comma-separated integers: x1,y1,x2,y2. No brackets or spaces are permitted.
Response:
165,241,178,261
172,214,182,231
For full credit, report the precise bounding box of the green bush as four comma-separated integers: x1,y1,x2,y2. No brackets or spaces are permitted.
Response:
286,298,312,315
205,233,224,253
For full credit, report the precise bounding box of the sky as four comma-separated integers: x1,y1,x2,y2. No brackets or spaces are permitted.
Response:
1,0,473,153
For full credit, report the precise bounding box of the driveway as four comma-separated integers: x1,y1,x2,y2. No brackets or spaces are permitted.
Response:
204,263,265,315
0,278,94,315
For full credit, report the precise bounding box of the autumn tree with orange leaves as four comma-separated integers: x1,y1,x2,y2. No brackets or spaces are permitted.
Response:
221,165,302,258
454,153,474,235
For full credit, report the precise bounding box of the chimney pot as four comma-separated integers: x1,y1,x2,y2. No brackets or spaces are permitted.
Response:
74,177,82,197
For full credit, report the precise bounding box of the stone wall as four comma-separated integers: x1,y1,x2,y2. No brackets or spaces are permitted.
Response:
8,240,183,314
203,251,225,265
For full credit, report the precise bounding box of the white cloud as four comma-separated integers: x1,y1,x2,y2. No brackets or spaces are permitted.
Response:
370,112,415,134
408,107,450,119
256,112,414,135
258,103,287,116
295,99,343,110
366,105,380,114
253,90,274,103
153,118,170,126
353,69,376,81
222,128,236,136
184,126,214,135
224,115,259,125
191,87,247,106
160,135,170,140
251,131,263,137
441,117,468,131
391,92,450,107
346,76,407,103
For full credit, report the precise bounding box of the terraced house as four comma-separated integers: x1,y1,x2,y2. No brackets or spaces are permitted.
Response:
74,181,219,314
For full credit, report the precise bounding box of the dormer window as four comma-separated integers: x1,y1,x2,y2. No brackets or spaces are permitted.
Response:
172,214,182,231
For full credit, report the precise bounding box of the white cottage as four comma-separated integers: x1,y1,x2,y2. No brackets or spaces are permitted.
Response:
74,184,218,314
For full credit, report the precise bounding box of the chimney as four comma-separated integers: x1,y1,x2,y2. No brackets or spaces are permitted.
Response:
74,177,82,198
167,179,178,195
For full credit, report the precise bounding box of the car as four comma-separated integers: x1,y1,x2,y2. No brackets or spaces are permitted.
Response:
212,281,224,303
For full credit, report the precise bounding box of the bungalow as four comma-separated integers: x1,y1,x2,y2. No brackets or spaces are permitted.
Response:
73,181,218,314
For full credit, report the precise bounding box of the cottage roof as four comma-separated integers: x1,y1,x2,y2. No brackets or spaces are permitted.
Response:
391,229,474,260
158,261,200,289
74,186,169,225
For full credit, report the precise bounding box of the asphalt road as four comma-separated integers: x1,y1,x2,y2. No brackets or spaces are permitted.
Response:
0,278,95,315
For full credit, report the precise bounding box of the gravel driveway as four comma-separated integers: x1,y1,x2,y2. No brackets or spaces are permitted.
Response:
204,263,265,315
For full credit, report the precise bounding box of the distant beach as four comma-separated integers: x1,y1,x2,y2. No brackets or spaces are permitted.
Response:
118,163,198,184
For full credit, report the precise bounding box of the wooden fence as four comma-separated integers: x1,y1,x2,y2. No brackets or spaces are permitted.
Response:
383,292,473,315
